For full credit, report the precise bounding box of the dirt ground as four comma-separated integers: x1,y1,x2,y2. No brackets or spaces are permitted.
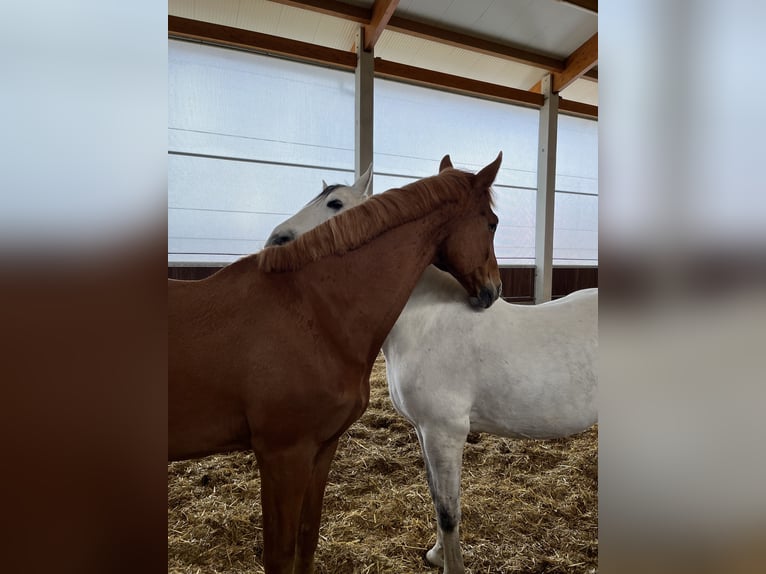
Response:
168,354,597,573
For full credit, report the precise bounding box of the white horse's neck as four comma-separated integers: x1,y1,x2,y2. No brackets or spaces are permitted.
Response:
410,266,468,303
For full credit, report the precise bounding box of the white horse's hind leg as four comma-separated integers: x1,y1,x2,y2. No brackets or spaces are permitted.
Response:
418,422,468,574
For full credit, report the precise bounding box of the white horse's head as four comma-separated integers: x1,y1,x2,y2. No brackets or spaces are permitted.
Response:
265,164,373,247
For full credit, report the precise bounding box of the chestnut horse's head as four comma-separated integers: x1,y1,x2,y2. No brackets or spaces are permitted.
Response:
264,155,502,309
432,153,503,309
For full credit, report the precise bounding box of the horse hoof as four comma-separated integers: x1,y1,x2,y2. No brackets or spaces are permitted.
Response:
426,547,444,567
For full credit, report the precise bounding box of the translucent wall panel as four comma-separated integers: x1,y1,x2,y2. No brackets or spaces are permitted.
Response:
556,114,599,195
168,155,354,264
553,192,599,264
168,40,355,264
554,114,599,265
168,40,599,266
374,78,540,265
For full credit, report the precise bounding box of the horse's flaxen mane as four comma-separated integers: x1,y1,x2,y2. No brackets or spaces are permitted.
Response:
255,168,493,273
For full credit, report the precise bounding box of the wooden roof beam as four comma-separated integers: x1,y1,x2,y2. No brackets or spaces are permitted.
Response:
559,98,598,119
167,16,598,120
374,58,545,108
559,0,598,14
375,59,596,119
268,0,370,23
530,33,597,93
387,17,565,72
168,16,357,69
268,0,565,72
364,0,400,51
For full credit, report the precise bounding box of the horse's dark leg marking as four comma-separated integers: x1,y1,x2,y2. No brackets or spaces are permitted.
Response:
419,422,469,573
427,460,457,530
437,503,457,533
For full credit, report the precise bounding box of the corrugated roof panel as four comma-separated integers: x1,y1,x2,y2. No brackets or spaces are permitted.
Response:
376,30,424,66
168,0,191,19
275,6,321,42
236,0,284,34
394,0,594,60
448,46,483,74
560,77,598,106
479,58,542,92
313,15,358,51
191,0,242,28
442,0,497,27
168,0,597,107
412,38,455,70
170,0,360,53
377,30,546,93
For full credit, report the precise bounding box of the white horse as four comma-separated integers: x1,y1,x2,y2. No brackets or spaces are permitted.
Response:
268,157,597,574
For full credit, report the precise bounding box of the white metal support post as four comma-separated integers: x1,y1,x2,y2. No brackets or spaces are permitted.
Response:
535,74,559,303
355,29,374,181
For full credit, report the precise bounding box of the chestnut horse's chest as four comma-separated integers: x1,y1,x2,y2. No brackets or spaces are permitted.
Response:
243,356,372,450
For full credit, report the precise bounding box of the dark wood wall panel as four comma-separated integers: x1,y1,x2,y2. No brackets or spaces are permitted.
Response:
168,266,221,281
553,266,598,299
498,267,535,302
169,265,598,301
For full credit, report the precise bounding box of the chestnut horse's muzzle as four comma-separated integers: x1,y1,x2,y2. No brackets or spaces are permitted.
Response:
469,281,502,309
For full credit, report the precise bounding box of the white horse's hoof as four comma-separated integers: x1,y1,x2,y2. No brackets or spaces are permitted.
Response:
426,546,444,567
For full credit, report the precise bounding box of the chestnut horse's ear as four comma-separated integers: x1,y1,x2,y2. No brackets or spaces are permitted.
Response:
439,155,453,172
474,152,503,189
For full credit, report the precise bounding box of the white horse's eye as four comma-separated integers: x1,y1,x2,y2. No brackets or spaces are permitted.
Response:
327,199,343,210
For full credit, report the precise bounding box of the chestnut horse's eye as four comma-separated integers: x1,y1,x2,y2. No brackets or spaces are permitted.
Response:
488,222,497,233
327,199,343,210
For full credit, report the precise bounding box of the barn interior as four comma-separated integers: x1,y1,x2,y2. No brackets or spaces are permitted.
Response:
168,2,598,573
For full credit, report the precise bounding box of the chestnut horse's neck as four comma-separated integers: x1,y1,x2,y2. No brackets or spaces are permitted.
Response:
297,207,455,364
223,201,458,370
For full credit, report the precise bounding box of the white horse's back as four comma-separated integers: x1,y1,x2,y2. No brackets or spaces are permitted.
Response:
384,267,597,440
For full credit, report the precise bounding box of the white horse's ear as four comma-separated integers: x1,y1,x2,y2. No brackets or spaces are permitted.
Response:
474,152,503,189
322,179,329,189
354,163,373,197
439,155,453,172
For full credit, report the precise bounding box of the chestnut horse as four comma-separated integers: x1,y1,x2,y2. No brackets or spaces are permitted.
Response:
269,156,597,574
168,154,503,574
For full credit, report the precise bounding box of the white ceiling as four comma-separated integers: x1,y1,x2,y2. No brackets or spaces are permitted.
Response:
349,0,595,58
168,0,598,105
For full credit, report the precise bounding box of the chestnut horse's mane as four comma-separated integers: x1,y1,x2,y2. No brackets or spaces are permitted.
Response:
253,168,494,273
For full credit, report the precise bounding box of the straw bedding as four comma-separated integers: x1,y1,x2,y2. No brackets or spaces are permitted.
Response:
168,354,597,573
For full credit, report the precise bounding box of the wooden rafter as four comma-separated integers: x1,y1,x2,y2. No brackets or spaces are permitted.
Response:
167,14,598,120
364,0,400,51
559,98,598,119
387,17,565,72
268,0,566,73
374,59,545,109
530,33,597,93
559,0,598,13
168,16,357,69
268,0,369,23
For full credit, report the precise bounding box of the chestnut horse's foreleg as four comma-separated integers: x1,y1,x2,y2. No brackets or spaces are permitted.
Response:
294,438,340,573
419,422,469,574
256,443,317,574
